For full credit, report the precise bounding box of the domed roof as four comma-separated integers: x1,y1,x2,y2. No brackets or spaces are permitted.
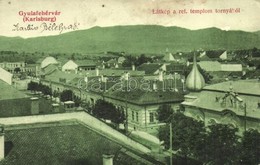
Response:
41,56,58,68
186,54,205,91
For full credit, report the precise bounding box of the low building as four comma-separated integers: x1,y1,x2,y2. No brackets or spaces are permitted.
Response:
197,61,242,72
62,60,96,73
137,63,165,75
0,61,25,73
40,56,59,69
181,80,260,132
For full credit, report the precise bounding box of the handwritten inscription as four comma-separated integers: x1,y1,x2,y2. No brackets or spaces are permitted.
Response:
12,22,80,34
12,10,80,34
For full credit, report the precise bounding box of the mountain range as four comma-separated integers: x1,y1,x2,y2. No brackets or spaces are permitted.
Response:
0,25,259,54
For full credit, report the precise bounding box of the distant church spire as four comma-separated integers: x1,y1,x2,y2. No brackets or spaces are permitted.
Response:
186,52,205,91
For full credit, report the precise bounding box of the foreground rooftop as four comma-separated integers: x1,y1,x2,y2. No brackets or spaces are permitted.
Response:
1,123,158,165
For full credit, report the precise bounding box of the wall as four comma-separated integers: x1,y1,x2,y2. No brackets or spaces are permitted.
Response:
184,105,260,133
0,98,31,117
0,67,12,85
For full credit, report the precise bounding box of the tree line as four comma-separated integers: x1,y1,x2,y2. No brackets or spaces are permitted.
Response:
158,104,260,165
27,81,81,106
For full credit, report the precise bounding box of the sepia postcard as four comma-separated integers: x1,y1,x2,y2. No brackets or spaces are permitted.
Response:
0,0,259,164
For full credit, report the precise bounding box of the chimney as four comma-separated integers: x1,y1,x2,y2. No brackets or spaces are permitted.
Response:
0,125,4,161
84,76,88,83
96,68,99,76
102,154,114,165
30,97,39,115
158,70,163,81
101,75,104,82
132,64,135,71
125,72,129,81
152,80,157,91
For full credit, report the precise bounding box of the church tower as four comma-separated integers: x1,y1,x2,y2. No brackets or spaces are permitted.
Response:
186,53,205,91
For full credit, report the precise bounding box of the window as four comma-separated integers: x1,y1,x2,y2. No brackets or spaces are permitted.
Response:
136,112,138,122
149,113,154,123
132,111,135,121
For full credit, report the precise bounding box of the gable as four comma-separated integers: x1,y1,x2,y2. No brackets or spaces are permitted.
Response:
62,60,78,71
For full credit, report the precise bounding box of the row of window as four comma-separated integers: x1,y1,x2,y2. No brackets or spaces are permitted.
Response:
131,111,156,123
0,63,25,68
132,111,139,122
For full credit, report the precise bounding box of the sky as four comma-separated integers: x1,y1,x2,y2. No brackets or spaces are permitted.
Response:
0,0,260,38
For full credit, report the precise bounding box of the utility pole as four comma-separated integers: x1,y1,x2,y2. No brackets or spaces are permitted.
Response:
244,103,247,132
170,122,173,165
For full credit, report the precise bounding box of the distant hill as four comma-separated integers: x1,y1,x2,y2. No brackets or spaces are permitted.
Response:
0,25,259,54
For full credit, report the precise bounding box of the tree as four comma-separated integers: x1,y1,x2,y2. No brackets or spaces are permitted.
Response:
73,95,81,107
122,54,153,67
14,67,21,73
110,107,125,128
59,90,81,107
203,124,239,165
60,90,73,102
157,104,173,122
158,112,206,161
27,81,39,92
92,99,125,128
53,90,60,98
122,55,137,67
92,99,115,119
239,129,260,165
35,83,52,96
136,54,151,66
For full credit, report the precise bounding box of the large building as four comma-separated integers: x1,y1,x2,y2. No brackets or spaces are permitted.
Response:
182,54,260,132
39,66,186,133
182,71,260,132
103,76,185,133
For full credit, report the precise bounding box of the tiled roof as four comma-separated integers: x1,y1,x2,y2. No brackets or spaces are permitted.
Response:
81,69,145,77
203,80,260,96
42,64,59,75
3,124,153,165
104,77,185,105
44,70,81,83
137,63,162,74
75,60,96,66
198,61,221,71
104,89,184,105
106,58,117,64
166,63,186,73
182,89,260,119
